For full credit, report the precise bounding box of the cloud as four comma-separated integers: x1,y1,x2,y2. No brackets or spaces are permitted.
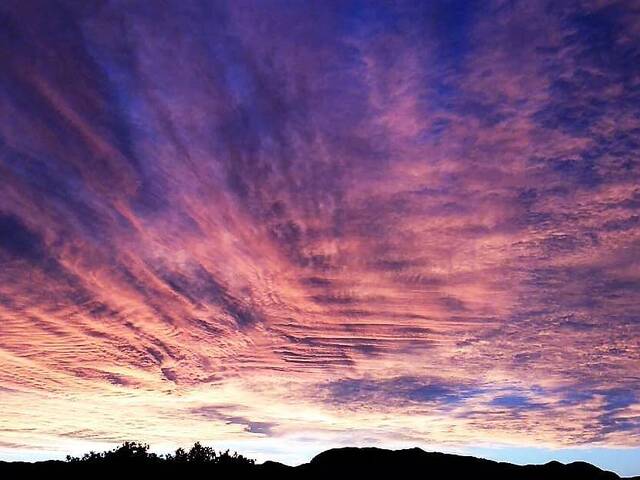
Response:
322,376,483,408
0,0,639,466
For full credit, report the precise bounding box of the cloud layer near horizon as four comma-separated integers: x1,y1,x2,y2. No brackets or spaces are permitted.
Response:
1,0,639,462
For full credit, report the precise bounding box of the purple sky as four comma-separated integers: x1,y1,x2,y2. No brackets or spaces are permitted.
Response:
1,0,639,475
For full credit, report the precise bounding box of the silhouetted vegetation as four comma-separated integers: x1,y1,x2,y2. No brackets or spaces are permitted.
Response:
65,441,255,466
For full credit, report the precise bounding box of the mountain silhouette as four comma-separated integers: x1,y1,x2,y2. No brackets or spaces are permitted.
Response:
259,447,638,479
1,445,638,479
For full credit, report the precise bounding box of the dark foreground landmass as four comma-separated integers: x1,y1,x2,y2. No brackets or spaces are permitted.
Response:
1,445,638,479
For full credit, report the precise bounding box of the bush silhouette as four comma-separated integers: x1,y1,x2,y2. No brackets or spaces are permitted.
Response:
66,442,160,464
216,449,256,467
66,441,254,467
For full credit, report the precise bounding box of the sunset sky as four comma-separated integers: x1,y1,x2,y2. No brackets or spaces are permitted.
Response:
1,0,640,475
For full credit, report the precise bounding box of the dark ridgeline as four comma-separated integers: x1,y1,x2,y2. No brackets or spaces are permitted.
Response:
0,443,637,479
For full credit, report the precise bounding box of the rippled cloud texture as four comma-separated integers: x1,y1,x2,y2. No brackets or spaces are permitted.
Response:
1,0,640,470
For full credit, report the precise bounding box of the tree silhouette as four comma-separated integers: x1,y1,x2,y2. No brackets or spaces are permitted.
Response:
187,442,217,463
217,449,256,467
66,442,161,464
66,441,254,467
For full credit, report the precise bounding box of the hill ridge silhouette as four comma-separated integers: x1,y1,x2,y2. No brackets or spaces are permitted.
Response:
303,447,639,479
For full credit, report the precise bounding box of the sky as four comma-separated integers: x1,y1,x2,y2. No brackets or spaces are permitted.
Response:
0,0,639,476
